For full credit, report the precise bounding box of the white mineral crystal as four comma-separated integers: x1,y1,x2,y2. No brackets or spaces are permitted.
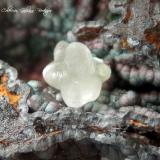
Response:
43,41,111,108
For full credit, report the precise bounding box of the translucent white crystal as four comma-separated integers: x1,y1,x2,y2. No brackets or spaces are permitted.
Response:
43,41,111,108
54,41,69,62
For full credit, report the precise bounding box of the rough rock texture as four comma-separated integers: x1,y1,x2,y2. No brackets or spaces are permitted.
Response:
68,0,160,52
68,0,160,113
0,0,160,160
0,61,160,160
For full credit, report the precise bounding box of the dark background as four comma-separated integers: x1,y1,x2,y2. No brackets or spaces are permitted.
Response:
0,0,121,81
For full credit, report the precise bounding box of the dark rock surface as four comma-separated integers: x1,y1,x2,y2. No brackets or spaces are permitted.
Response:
0,0,160,159
0,60,159,160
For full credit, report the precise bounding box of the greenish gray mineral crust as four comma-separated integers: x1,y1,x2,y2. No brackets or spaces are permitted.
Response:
0,58,159,160
0,0,160,160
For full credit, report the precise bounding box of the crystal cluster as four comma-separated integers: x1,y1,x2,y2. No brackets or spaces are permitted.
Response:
43,41,111,108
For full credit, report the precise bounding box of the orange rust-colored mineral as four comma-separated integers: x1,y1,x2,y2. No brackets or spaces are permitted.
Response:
87,125,109,134
0,139,11,147
119,37,131,49
144,24,160,50
1,74,9,84
122,7,133,24
0,74,20,111
76,26,104,41
129,119,148,128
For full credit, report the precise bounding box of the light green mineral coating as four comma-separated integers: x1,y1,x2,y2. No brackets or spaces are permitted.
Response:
43,41,111,108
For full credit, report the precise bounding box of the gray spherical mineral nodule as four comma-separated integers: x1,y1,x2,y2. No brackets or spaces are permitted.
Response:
43,41,111,108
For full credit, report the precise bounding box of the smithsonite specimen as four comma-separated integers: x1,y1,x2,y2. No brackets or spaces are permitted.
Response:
43,41,111,108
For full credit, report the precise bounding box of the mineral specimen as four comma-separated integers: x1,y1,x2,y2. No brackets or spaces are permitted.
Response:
0,0,160,160
0,60,160,160
43,41,111,108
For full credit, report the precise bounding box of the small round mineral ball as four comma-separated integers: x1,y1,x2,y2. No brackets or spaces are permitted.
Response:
55,93,63,102
27,94,43,111
27,80,43,92
45,101,60,113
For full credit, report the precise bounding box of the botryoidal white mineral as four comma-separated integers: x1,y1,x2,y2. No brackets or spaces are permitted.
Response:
43,41,111,108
